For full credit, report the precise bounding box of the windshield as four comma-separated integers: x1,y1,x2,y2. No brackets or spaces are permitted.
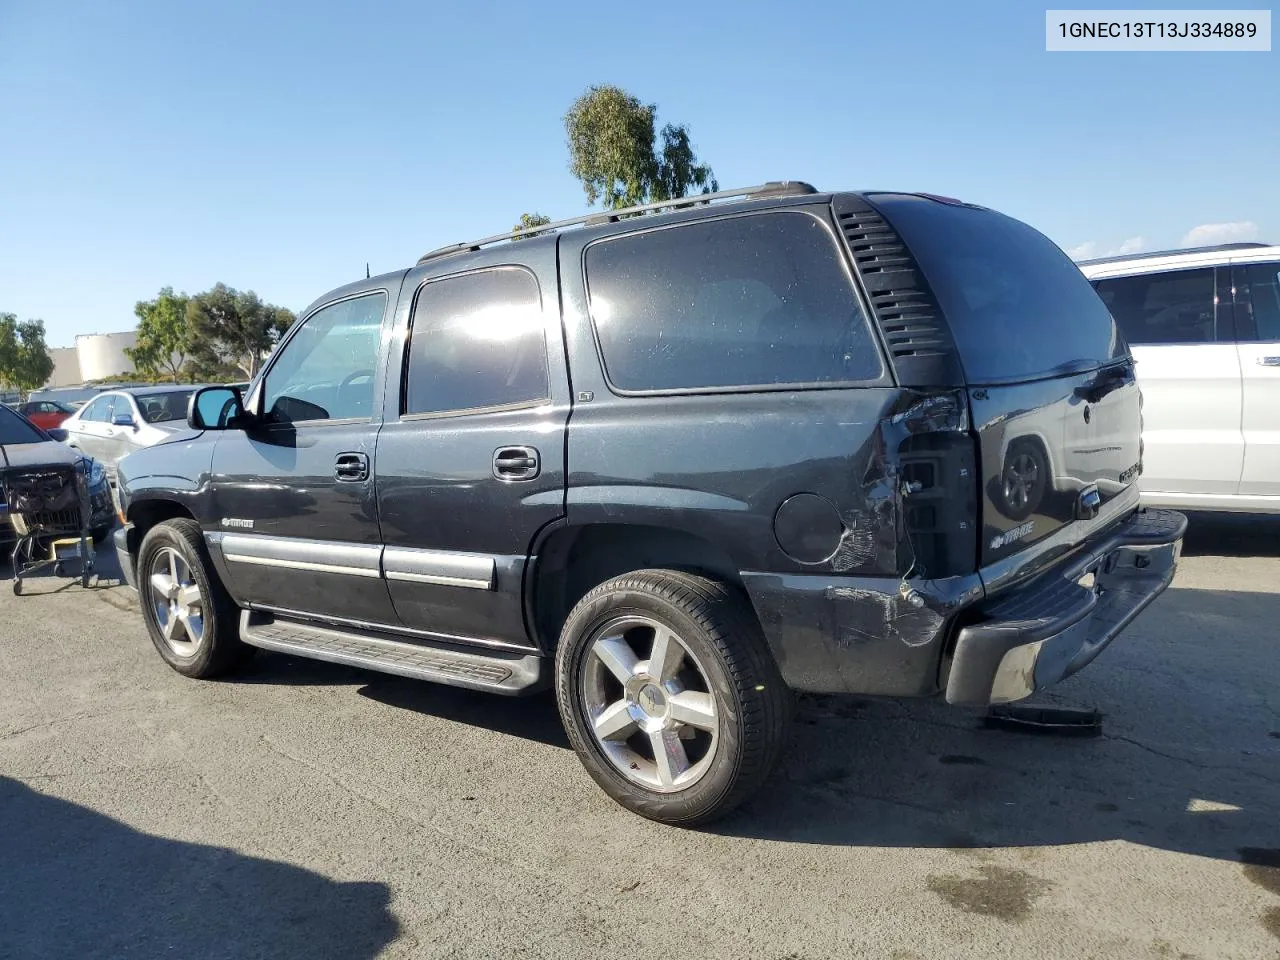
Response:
0,404,46,444
870,194,1125,384
135,392,194,424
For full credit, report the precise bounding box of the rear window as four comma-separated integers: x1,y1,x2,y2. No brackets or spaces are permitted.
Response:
585,211,883,392
136,391,194,423
872,195,1125,383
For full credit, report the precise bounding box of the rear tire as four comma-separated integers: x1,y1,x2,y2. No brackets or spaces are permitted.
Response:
137,519,252,678
555,569,791,826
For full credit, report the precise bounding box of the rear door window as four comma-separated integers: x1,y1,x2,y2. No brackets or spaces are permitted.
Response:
584,211,883,392
1092,269,1220,345
1233,262,1280,342
403,267,549,416
870,194,1125,383
79,395,114,422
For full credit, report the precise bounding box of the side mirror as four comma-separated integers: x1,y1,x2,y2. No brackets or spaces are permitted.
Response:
45,427,68,442
113,414,136,428
188,386,247,430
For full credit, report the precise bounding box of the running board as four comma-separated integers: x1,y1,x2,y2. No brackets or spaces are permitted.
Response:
238,611,546,695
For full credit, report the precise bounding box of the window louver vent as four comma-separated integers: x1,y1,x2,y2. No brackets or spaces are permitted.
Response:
831,196,964,387
836,208,945,358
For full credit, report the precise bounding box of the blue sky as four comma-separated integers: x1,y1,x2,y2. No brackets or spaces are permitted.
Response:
1,0,1274,346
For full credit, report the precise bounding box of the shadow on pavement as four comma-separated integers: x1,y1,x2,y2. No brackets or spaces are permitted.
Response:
0,777,399,960
227,650,391,688
1181,511,1280,558
358,678,570,750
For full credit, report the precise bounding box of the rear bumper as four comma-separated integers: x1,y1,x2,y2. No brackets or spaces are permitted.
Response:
944,508,1186,706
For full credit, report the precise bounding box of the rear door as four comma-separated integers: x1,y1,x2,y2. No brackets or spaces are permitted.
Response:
69,394,115,461
1231,258,1280,497
98,394,139,469
866,195,1142,572
374,250,569,648
1091,266,1242,498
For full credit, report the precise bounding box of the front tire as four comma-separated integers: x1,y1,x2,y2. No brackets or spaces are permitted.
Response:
137,518,252,678
555,569,791,826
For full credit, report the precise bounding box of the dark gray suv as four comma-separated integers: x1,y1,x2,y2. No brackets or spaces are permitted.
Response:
114,182,1185,824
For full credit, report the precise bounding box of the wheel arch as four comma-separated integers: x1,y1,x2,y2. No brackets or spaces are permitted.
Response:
124,496,199,560
528,522,749,653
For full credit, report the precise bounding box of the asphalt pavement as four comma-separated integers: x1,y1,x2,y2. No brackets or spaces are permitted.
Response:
1,514,1278,959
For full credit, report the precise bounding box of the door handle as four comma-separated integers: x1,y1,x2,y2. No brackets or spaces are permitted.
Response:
334,452,370,482
493,446,540,481
1257,356,1280,367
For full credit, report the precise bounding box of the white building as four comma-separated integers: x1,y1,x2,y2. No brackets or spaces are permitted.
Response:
44,330,138,387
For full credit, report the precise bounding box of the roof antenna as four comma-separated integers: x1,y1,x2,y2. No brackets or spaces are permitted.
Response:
365,262,370,279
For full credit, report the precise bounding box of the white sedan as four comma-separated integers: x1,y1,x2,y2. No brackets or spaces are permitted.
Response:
60,385,200,480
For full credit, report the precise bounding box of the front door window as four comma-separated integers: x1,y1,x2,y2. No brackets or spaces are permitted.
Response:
262,293,386,424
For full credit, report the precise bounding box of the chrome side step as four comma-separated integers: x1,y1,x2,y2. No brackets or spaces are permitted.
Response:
238,611,546,695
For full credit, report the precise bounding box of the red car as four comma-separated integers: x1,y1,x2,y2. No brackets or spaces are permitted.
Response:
17,399,76,431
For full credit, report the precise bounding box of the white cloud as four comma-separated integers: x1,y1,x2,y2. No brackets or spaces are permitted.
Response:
1066,237,1145,261
1181,221,1258,247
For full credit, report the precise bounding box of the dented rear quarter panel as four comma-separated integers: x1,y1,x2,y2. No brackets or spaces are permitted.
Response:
554,382,985,696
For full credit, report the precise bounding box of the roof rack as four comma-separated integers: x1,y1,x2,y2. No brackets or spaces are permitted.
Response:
1077,241,1272,265
416,181,820,265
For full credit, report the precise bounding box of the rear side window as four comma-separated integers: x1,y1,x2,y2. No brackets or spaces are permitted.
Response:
871,195,1125,383
1234,262,1280,342
404,267,549,416
1093,269,1218,345
79,395,114,422
584,212,882,392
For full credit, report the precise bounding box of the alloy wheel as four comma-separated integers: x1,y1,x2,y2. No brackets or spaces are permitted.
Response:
580,616,720,793
148,546,205,657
